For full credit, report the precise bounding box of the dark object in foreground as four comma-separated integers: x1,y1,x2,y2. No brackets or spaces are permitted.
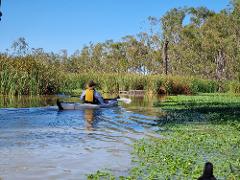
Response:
57,99,64,110
198,162,216,180
0,0,2,21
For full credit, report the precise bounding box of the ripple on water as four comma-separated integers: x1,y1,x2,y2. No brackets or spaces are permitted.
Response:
0,106,162,179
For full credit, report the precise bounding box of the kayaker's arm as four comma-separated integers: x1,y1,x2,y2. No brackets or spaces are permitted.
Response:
94,91,105,105
80,90,86,101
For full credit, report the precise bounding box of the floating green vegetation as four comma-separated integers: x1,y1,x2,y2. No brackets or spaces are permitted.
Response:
154,93,240,110
87,171,116,180
152,94,240,126
87,94,240,179
131,123,240,179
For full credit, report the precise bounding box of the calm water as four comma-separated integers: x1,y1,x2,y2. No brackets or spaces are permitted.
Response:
0,96,163,179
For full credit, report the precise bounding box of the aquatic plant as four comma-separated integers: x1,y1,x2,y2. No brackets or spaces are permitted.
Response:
131,123,240,179
0,55,62,95
87,170,115,180
87,94,240,179
0,52,238,96
60,73,223,96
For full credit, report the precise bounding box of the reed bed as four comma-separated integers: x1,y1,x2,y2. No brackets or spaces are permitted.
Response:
0,54,238,95
0,55,61,95
60,73,221,95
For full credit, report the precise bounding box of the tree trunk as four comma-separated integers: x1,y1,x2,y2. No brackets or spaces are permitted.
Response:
215,49,226,92
162,40,169,75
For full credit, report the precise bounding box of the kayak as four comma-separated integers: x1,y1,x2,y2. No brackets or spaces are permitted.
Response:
57,99,118,110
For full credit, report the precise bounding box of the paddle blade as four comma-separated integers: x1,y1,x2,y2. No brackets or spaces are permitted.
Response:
118,98,132,104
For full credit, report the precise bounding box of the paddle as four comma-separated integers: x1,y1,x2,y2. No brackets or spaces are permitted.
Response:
104,96,132,104
56,93,132,104
116,97,132,104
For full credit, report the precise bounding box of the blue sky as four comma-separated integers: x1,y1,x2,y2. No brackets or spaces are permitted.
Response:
0,0,230,55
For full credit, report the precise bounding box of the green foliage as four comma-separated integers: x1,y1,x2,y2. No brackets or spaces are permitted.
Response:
154,93,240,110
59,73,89,94
100,75,119,93
146,76,164,94
228,81,240,94
189,79,219,94
0,51,236,96
131,124,240,179
60,74,224,96
161,76,190,95
0,53,63,95
87,170,116,180
129,94,240,179
128,75,146,90
117,74,132,91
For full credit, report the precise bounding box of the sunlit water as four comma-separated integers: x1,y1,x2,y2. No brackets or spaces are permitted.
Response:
0,96,163,179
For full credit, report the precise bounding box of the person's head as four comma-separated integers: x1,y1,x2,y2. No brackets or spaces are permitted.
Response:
202,162,214,177
87,80,97,89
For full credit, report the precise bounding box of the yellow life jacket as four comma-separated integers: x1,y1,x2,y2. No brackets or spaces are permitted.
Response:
85,89,94,103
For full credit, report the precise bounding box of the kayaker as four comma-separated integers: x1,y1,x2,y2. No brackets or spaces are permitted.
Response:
80,80,105,104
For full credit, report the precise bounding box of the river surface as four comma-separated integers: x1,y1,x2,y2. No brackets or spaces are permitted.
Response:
0,95,164,180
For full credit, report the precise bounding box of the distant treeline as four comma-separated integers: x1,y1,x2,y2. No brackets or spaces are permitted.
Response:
0,1,240,95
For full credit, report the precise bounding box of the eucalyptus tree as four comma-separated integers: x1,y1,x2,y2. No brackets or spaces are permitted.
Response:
59,49,69,72
68,50,81,73
147,16,164,74
122,35,150,74
160,8,186,75
230,0,240,80
187,7,215,27
137,31,160,74
91,43,105,72
199,10,235,91
170,7,215,77
106,41,128,73
68,46,91,73
169,24,201,76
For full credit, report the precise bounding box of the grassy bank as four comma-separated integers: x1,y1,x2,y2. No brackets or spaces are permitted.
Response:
87,94,240,179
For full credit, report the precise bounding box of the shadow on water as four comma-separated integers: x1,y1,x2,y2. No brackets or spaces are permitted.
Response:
154,99,240,127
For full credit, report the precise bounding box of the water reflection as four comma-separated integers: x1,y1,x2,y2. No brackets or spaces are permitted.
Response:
0,95,57,108
84,109,102,131
85,109,94,130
